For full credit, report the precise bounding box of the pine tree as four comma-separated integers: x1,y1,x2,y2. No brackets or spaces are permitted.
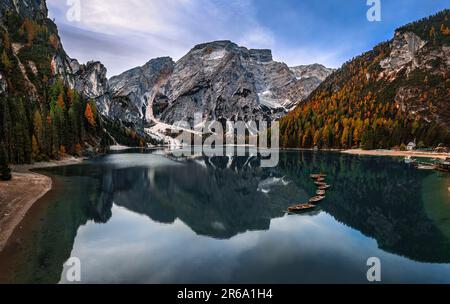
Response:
33,110,43,145
2,32,11,50
0,144,12,181
1,50,11,70
59,145,66,159
32,135,40,162
56,93,65,111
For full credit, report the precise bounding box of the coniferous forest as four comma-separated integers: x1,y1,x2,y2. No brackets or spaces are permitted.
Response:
280,10,450,150
0,11,146,166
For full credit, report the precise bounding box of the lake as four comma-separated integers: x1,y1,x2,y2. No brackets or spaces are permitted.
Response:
1,149,449,284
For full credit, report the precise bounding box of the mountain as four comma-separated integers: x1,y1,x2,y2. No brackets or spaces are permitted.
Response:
0,0,148,164
109,57,175,127
1,1,334,157
0,0,47,21
280,10,450,150
109,41,332,128
287,64,336,107
290,64,335,82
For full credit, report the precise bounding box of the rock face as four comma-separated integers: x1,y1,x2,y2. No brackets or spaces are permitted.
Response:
0,0,47,23
378,29,449,128
290,64,335,82
380,32,426,78
50,53,76,89
287,64,335,104
110,41,332,127
73,61,111,116
159,41,284,124
109,57,175,125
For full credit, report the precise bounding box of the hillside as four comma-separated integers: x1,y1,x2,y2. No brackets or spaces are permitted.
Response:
280,10,450,150
0,1,147,164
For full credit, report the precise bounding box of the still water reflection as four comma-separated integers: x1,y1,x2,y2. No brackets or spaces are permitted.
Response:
1,149,449,283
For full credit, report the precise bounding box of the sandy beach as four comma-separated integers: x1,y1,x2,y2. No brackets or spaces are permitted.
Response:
0,157,84,251
342,149,450,160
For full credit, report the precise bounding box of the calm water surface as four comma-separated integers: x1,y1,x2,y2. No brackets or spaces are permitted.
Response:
1,149,449,283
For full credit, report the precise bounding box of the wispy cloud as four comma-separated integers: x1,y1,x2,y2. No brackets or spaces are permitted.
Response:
47,0,279,76
46,0,449,77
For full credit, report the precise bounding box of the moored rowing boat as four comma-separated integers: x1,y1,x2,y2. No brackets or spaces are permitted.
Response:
287,203,317,213
309,196,325,204
316,190,326,196
318,184,331,190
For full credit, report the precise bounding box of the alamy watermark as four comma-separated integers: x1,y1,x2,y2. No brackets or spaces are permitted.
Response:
170,113,280,168
64,257,81,282
367,257,382,282
66,0,81,22
367,0,382,22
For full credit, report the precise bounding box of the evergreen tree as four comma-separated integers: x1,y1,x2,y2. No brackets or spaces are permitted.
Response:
0,144,12,181
1,50,12,70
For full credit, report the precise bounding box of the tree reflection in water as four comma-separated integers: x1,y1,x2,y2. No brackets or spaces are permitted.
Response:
1,149,449,283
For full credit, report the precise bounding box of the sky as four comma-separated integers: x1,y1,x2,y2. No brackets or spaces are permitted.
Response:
46,0,449,77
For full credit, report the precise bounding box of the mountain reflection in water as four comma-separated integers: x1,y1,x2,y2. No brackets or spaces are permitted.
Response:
1,149,449,284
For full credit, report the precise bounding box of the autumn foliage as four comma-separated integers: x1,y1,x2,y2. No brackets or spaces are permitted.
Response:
280,10,450,150
85,103,96,127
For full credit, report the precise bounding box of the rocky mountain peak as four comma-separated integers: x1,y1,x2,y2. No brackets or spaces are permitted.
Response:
249,49,273,62
73,61,111,115
188,40,273,63
107,40,334,129
192,40,236,51
109,57,176,125
380,31,427,79
290,64,335,81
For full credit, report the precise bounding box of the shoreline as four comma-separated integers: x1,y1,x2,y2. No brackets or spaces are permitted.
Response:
342,149,450,160
0,157,84,251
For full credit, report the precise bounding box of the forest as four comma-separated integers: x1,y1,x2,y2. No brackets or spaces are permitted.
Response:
0,12,146,169
280,10,450,150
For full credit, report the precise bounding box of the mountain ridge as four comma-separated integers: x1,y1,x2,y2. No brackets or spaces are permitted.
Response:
1,1,448,163
280,9,450,149
108,40,333,130
0,1,149,164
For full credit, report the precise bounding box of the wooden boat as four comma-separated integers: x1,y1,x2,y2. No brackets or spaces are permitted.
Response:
436,158,450,172
315,181,327,186
404,156,417,165
316,190,326,196
417,164,436,170
309,196,325,204
288,203,317,213
310,174,327,180
316,177,326,182
318,185,331,190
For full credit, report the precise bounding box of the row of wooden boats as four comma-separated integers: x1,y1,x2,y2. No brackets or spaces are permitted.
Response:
287,174,331,213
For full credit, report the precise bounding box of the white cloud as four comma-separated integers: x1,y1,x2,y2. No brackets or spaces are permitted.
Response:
238,26,276,49
47,0,347,76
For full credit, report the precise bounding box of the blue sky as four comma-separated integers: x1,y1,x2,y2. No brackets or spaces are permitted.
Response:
47,0,449,77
